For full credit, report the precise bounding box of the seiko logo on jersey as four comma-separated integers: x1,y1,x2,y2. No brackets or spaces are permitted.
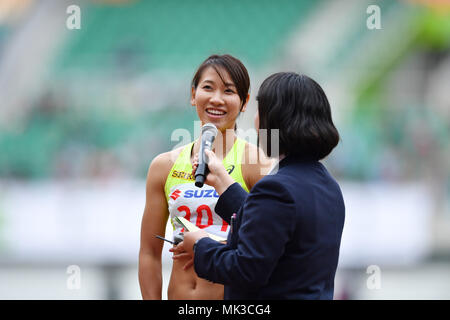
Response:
172,170,195,181
172,165,234,182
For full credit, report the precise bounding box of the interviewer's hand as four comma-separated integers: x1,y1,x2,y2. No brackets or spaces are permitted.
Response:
192,149,235,195
169,230,208,270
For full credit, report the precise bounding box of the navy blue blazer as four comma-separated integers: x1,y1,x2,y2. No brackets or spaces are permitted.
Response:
193,154,345,299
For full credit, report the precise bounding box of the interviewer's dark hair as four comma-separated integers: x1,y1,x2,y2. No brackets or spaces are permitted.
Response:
256,72,339,160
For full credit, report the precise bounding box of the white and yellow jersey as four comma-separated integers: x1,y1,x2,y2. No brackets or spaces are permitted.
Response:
164,138,249,240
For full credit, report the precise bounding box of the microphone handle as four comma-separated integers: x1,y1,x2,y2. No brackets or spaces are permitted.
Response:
195,129,215,188
195,162,209,188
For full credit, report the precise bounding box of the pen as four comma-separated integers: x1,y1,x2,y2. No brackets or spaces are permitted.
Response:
155,235,175,245
230,213,236,234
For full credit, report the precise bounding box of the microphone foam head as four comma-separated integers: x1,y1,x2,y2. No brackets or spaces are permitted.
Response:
201,123,218,137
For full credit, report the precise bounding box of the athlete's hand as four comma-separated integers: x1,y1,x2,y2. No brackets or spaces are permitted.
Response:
192,149,235,195
170,230,208,270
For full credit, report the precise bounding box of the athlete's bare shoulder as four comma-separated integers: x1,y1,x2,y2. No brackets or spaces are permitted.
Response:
244,141,274,168
241,141,275,189
155,146,184,166
146,145,187,184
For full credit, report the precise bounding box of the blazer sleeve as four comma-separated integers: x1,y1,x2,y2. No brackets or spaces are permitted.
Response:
194,178,296,290
214,182,248,223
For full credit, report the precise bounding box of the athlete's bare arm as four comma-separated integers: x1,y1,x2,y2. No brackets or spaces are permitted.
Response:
138,149,181,299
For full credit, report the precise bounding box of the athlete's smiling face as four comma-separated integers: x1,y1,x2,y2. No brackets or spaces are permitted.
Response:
191,66,247,132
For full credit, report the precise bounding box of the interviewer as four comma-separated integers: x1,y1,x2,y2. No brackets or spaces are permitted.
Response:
171,72,345,299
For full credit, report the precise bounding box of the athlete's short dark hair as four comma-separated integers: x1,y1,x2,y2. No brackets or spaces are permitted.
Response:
191,54,250,110
256,72,340,160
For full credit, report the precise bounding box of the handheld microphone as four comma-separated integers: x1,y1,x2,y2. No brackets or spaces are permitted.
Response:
195,123,218,188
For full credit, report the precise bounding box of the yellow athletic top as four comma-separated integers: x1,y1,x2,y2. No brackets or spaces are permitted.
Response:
164,138,249,239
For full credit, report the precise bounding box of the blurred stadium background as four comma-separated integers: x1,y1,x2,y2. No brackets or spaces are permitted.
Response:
0,0,449,299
